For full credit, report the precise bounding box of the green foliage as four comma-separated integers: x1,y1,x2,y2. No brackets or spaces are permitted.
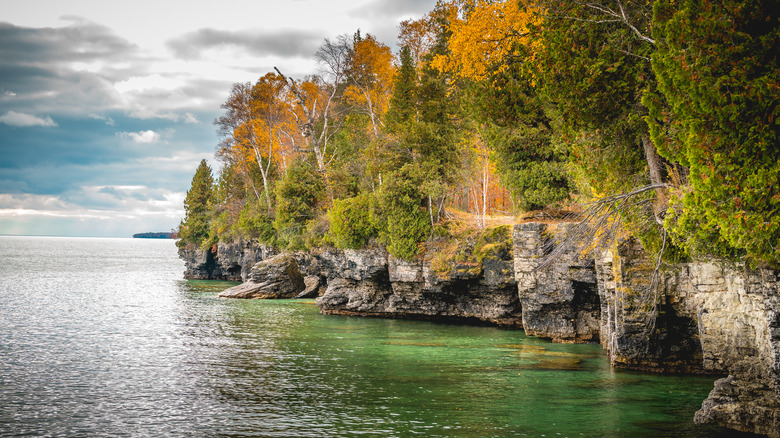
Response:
534,0,655,195
237,197,276,245
649,0,780,265
462,43,572,212
473,225,512,263
274,158,325,250
329,193,376,249
178,159,214,247
489,123,571,211
373,163,432,260
304,215,333,249
385,45,417,133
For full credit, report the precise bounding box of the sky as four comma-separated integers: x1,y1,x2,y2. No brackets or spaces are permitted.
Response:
0,0,437,237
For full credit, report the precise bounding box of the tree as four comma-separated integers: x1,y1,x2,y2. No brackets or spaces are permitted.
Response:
399,15,437,67
647,0,780,265
275,36,352,205
385,45,418,134
274,158,325,249
535,0,658,195
215,76,296,212
432,0,539,82
178,159,214,247
430,1,571,213
345,33,396,137
373,163,432,260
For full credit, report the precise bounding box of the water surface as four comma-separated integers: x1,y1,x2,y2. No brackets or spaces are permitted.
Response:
0,236,748,437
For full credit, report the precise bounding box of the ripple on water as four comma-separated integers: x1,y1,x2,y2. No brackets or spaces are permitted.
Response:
0,237,752,437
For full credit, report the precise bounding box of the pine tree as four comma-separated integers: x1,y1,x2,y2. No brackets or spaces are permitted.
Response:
178,159,214,247
385,45,417,133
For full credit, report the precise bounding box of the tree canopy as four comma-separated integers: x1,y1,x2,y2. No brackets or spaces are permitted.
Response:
178,1,779,266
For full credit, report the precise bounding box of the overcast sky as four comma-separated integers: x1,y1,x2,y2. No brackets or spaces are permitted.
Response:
0,0,436,237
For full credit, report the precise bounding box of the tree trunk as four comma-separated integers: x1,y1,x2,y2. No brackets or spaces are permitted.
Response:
642,136,667,225
642,136,663,185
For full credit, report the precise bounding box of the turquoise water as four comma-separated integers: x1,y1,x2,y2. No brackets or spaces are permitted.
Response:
0,237,752,437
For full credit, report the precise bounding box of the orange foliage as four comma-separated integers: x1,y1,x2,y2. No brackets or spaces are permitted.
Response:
433,0,540,81
344,34,396,137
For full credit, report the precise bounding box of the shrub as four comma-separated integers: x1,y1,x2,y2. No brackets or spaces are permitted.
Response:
329,193,376,249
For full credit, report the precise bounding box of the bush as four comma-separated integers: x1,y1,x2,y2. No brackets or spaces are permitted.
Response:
274,159,325,249
329,193,376,249
237,198,276,245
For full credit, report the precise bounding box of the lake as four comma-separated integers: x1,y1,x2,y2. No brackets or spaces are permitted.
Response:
0,236,751,437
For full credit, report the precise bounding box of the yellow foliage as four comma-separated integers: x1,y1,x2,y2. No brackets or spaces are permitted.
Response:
343,35,396,136
435,0,541,81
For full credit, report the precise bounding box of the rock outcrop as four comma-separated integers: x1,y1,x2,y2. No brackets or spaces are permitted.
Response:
594,238,706,374
218,254,305,299
686,263,780,437
180,223,780,437
513,223,600,343
178,240,276,281
313,246,523,326
596,238,780,436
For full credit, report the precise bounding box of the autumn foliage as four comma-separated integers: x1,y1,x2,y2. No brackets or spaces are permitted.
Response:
179,0,780,266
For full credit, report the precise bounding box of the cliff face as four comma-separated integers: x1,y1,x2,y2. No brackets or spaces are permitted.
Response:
307,247,523,326
180,225,780,436
513,223,600,343
178,240,277,281
685,264,780,436
594,238,780,436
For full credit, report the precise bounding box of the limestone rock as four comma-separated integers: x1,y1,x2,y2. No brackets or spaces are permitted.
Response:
296,248,387,281
179,239,276,281
594,237,706,373
296,275,325,298
218,254,304,299
513,222,600,343
316,248,523,327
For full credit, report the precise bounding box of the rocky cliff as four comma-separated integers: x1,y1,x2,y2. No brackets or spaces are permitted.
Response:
178,240,277,281
593,237,780,436
179,224,780,436
305,246,523,326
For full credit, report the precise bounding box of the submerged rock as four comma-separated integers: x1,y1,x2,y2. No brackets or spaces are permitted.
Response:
218,254,304,299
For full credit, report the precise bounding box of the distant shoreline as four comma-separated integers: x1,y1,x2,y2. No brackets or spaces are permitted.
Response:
132,232,176,239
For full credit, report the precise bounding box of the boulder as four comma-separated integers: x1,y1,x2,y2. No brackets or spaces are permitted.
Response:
218,254,304,299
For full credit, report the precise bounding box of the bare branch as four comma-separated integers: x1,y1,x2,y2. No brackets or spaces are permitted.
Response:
566,0,656,44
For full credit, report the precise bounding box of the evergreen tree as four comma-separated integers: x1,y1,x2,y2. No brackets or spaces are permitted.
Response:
178,159,214,247
534,0,656,197
648,0,780,265
385,45,417,132
273,158,325,249
469,43,572,211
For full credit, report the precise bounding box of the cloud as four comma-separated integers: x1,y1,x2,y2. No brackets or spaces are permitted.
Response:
183,113,199,124
120,129,161,144
166,28,323,60
0,189,186,237
0,20,143,116
350,0,437,21
0,111,57,127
